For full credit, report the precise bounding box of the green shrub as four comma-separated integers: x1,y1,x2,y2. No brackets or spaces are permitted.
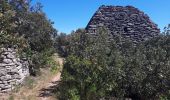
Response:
57,27,170,100
27,48,55,75
0,0,57,75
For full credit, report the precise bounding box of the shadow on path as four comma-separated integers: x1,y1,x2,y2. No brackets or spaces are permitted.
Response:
38,81,60,98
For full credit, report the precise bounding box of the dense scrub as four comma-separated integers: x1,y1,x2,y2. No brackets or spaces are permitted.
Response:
1,0,170,99
56,26,170,99
0,0,57,75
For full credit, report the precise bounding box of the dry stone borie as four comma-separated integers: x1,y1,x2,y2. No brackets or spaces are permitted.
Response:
86,5,160,43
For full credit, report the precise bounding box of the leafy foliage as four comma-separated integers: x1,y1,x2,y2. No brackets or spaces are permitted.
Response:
55,32,69,57
0,0,27,48
0,0,57,75
57,27,170,99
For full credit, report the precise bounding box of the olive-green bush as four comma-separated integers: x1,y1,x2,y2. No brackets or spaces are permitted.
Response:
57,27,170,100
0,0,57,75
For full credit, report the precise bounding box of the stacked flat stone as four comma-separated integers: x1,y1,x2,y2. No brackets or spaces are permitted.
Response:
86,5,160,43
0,48,29,93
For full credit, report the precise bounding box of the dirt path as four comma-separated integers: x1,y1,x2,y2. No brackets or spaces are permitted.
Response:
36,55,64,100
39,54,64,100
0,54,64,100
39,72,61,100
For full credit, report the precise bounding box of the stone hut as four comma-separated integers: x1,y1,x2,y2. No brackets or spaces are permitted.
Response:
86,5,160,43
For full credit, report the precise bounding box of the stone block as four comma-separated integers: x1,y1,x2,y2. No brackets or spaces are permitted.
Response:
3,59,13,64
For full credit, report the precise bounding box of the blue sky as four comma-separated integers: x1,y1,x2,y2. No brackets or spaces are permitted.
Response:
34,0,170,34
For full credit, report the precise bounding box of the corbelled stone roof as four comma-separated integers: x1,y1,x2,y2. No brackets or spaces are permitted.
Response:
86,5,160,43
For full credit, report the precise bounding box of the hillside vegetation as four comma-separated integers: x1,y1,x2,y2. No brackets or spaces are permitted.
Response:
1,0,170,100
56,27,170,100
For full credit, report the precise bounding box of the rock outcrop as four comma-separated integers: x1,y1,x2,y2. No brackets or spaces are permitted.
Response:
0,48,29,93
86,5,160,43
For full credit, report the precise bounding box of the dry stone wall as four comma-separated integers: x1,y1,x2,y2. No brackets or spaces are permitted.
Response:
0,48,29,93
86,5,160,43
